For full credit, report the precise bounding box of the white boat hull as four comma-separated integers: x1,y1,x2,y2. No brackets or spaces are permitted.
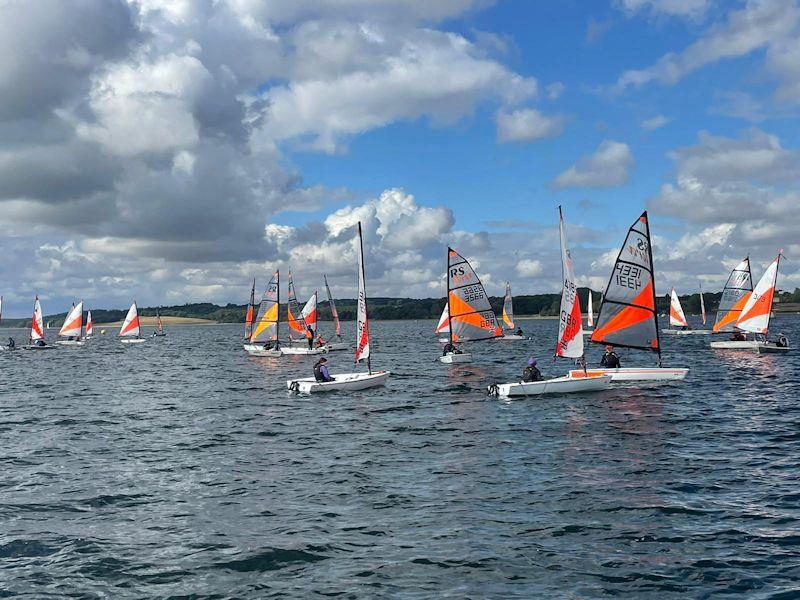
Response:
1,345,16,351
322,342,349,352
244,345,282,357
709,340,761,350
568,367,689,382
438,336,449,343
439,352,472,364
22,344,55,350
490,374,612,397
499,334,526,340
287,371,390,393
55,340,85,346
582,329,594,336
757,344,791,354
120,338,146,344
281,346,325,355
662,329,711,335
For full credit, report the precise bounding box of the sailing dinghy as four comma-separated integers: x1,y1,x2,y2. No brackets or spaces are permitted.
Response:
662,288,710,335
287,222,389,392
56,301,85,346
570,211,688,382
439,247,503,364
711,253,789,352
582,289,595,335
85,310,93,338
490,208,612,397
321,275,348,351
281,272,325,355
23,296,54,349
499,283,525,339
708,257,761,349
244,271,283,356
435,304,450,343
153,307,166,337
119,301,146,344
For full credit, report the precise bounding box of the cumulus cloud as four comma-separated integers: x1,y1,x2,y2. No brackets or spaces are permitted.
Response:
496,108,566,143
641,115,671,131
552,140,634,189
616,0,711,18
516,259,543,278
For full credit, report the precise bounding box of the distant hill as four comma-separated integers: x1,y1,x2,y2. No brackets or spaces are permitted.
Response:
2,288,799,328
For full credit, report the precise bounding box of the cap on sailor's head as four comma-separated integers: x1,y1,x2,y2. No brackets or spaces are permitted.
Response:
528,357,537,366
319,357,327,362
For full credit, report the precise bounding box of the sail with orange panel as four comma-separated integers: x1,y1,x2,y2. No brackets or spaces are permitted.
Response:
250,271,280,344
555,207,584,359
669,288,688,327
301,292,318,333
286,271,308,341
501,283,515,330
590,211,660,357
736,253,782,335
712,258,752,333
244,278,256,341
446,248,502,343
435,304,449,335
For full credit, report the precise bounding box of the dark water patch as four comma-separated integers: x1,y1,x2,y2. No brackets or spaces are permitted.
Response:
209,547,328,572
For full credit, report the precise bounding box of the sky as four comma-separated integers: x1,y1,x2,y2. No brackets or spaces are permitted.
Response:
1,0,799,317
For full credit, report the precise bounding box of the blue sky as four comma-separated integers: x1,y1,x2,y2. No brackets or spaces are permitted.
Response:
0,0,798,316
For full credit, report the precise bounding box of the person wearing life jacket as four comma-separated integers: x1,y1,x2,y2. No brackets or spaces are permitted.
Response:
34,338,46,347
306,325,314,349
7,337,14,349
522,358,542,382
515,327,524,337
315,334,327,348
777,333,789,348
730,330,745,341
313,357,334,382
600,345,621,368
442,341,462,356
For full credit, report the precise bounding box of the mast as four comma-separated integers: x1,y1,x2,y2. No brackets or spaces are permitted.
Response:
642,211,663,367
276,270,281,346
446,247,453,346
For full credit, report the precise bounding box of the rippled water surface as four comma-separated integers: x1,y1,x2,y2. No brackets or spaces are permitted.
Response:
2,317,800,598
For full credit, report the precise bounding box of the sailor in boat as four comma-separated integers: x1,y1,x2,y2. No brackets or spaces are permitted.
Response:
777,333,789,348
313,357,334,382
306,325,314,350
34,338,47,347
442,341,462,356
7,337,15,349
522,358,543,382
730,331,746,341
315,334,327,348
515,327,524,337
600,345,621,368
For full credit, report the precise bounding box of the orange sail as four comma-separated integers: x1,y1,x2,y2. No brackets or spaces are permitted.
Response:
712,258,752,333
446,248,502,343
736,254,781,335
286,271,308,340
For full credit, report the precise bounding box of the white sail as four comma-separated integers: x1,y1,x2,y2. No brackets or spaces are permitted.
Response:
59,301,84,338
435,304,449,334
737,255,781,335
556,207,584,358
119,302,140,337
700,285,707,325
587,289,594,328
301,292,318,333
355,222,370,364
86,311,94,336
669,289,688,327
30,297,44,341
155,307,164,333
501,283,515,330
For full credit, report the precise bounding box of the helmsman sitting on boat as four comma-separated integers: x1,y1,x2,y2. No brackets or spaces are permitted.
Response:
442,341,462,356
730,331,745,341
315,334,327,348
7,337,15,349
515,327,524,337
600,345,621,368
313,357,334,382
777,333,789,348
522,358,542,382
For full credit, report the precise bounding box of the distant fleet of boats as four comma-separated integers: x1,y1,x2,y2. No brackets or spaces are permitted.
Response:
1,211,791,396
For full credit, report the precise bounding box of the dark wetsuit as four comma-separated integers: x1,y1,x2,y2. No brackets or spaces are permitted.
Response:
442,342,460,356
600,351,620,368
777,335,789,348
7,338,14,349
522,365,542,382
730,332,745,341
313,360,333,382
306,327,314,349
516,328,523,337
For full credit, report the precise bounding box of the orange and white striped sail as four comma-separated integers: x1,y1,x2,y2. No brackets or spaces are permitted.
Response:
591,211,659,352
669,289,688,327
712,258,752,333
700,286,707,325
435,304,449,334
502,283,515,330
355,222,370,364
556,207,584,358
736,254,781,335
587,289,594,328
59,301,84,338
119,301,140,337
286,271,308,341
446,248,502,343
30,296,44,341
302,292,318,333
86,311,94,336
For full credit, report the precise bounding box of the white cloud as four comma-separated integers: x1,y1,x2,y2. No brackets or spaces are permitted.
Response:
552,140,634,189
616,0,711,18
516,258,543,278
496,108,566,143
641,115,671,131
546,82,565,100
616,0,800,92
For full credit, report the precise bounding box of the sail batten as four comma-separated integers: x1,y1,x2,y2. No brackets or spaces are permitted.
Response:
556,207,584,358
250,271,279,343
712,258,752,333
590,211,660,354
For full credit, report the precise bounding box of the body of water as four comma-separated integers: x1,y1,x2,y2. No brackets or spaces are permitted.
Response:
1,316,799,597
